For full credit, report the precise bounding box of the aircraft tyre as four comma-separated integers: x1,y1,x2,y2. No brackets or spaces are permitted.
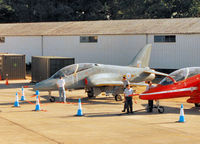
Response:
195,103,200,107
157,106,164,113
49,96,56,102
146,106,153,113
115,94,122,101
87,89,94,98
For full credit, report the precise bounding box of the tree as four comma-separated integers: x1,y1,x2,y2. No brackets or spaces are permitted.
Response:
109,0,200,19
0,0,200,23
0,0,14,22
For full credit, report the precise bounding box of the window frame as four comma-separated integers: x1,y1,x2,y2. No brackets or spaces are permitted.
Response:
80,36,98,43
0,37,5,43
154,35,176,43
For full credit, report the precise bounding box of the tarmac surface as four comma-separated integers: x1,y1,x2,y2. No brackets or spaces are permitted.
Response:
0,80,200,144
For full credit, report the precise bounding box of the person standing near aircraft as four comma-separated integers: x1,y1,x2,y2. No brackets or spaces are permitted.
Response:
146,81,155,112
124,84,134,114
56,76,66,103
122,76,130,112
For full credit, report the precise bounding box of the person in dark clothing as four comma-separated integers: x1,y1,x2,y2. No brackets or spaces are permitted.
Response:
123,84,134,114
122,76,130,112
146,81,155,112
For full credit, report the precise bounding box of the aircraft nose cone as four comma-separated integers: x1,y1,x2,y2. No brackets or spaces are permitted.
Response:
33,82,43,91
139,92,148,100
139,95,144,99
33,79,56,91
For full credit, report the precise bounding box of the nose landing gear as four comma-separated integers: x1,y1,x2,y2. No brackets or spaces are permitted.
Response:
156,106,165,113
114,94,122,101
49,96,56,102
48,91,56,102
146,100,165,113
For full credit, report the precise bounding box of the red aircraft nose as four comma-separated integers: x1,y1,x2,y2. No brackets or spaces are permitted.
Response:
139,92,150,100
139,85,162,100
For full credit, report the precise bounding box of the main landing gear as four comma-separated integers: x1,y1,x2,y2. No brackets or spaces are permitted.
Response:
87,88,95,99
48,91,56,102
115,94,122,101
146,100,165,113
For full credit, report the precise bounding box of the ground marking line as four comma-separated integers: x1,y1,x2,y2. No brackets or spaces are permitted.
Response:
0,115,62,144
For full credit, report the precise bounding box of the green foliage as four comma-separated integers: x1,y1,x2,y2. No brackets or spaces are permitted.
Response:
0,0,199,23
0,0,14,22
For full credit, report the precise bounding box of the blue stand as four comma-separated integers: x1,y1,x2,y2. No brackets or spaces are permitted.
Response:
21,95,25,101
14,101,19,107
179,115,185,122
77,99,83,116
35,104,40,111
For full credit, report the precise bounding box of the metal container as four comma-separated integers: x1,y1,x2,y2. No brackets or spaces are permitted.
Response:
0,54,26,79
32,56,75,82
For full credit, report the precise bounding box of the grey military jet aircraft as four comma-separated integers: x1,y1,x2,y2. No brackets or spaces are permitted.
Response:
33,44,167,102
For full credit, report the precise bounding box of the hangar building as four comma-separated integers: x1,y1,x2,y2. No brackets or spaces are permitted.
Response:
0,18,199,69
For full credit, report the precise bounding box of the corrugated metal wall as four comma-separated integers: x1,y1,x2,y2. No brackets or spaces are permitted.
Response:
43,35,146,66
0,36,42,63
1,34,200,69
149,34,200,69
32,56,74,82
1,55,25,79
32,57,48,82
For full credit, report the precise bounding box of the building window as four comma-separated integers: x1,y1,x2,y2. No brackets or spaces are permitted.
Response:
80,36,98,43
154,35,176,43
0,37,5,43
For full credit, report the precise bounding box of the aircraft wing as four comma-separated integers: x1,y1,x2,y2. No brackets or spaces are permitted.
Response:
87,73,122,87
87,73,148,87
144,69,168,76
144,69,177,83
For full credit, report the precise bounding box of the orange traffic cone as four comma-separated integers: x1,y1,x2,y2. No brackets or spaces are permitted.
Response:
5,78,9,85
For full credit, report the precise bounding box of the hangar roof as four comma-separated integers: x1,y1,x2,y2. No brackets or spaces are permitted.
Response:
0,18,200,36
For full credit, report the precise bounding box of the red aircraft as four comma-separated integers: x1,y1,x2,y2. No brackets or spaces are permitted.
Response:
139,67,200,113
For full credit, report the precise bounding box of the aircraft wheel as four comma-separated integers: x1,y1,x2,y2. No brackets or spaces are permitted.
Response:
158,106,164,113
146,107,153,112
115,94,122,101
195,103,200,107
49,96,55,102
87,91,94,98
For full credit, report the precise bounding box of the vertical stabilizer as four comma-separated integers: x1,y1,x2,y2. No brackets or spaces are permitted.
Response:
128,44,152,68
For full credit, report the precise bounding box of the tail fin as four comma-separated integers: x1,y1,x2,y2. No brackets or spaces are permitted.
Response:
128,44,152,68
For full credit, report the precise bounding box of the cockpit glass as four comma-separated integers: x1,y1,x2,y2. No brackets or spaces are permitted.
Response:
160,69,187,85
77,63,94,73
159,67,200,86
51,63,95,79
51,64,77,79
51,71,65,79
187,67,200,78
159,77,173,86
62,64,77,76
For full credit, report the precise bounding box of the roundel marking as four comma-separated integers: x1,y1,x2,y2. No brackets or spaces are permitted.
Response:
126,73,131,80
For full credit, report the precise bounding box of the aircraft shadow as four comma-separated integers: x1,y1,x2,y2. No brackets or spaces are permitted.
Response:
0,95,120,106
84,111,144,118
140,104,200,115
40,95,121,105
0,99,51,106
83,105,200,118
0,83,34,89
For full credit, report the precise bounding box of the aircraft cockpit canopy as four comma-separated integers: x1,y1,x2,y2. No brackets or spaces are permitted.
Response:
51,63,95,79
159,67,200,86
